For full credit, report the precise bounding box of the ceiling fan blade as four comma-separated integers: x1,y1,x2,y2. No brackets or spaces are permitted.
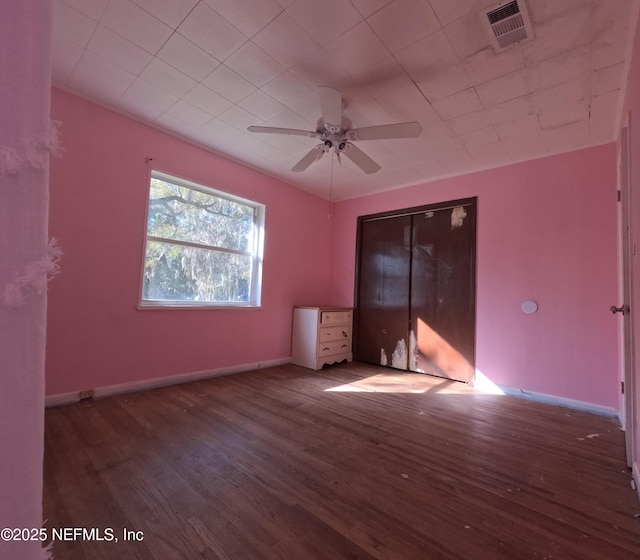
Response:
291,145,324,172
349,122,422,141
247,125,317,138
317,86,342,127
342,142,381,175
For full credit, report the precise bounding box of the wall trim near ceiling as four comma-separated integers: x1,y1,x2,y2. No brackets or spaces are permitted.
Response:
44,357,291,408
497,385,618,418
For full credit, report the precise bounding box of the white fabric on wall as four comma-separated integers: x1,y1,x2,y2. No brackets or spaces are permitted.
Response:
0,2,54,559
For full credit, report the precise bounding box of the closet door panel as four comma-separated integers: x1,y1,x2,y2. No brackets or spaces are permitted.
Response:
356,216,411,369
410,205,476,382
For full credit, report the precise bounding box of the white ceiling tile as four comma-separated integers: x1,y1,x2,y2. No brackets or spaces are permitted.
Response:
503,131,548,161
87,25,152,74
523,6,592,66
178,2,248,60
467,140,510,167
130,0,198,27
463,47,525,86
396,30,458,80
203,0,283,37
117,96,165,122
531,46,591,89
121,78,179,113
592,62,625,96
367,0,440,53
421,132,464,158
139,58,197,97
416,65,471,102
433,88,483,120
225,41,285,87
445,110,491,135
476,69,531,107
239,90,288,120
254,131,311,153
408,157,447,178
539,99,589,130
496,114,541,139
486,95,536,125
527,0,586,22
436,149,475,172
162,100,213,128
182,84,233,116
53,0,97,47
531,2,591,39
590,89,620,144
70,50,136,94
253,12,320,69
289,49,350,88
51,33,84,85
376,84,437,123
229,132,289,160
157,33,220,81
266,107,317,131
592,28,628,70
544,120,589,152
59,0,108,20
287,0,363,45
219,104,268,132
200,117,245,141
460,126,499,148
532,74,590,111
342,92,393,127
427,0,472,26
444,11,490,61
350,0,394,18
101,0,173,54
347,57,414,99
262,72,318,115
154,113,197,137
325,21,390,74
202,64,256,102
591,0,634,33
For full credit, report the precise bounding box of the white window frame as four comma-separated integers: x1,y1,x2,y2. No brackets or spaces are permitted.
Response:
139,170,265,309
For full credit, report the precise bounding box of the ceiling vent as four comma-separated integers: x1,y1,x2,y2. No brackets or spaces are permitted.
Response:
481,0,534,51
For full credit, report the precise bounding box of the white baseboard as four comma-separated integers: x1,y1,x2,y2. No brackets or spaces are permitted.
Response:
497,385,618,418
633,462,640,501
45,357,291,407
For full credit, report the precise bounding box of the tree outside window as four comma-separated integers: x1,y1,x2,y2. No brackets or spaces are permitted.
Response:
141,171,264,307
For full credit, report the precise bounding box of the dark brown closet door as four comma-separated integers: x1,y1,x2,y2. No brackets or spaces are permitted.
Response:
356,215,411,370
355,199,476,382
410,204,476,382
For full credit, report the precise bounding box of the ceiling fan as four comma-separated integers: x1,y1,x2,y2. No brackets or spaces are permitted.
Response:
247,86,422,175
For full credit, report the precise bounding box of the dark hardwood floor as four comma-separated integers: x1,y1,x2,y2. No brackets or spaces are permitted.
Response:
44,363,640,559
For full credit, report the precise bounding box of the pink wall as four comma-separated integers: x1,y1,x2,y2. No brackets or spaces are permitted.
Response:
621,15,640,476
330,145,619,407
47,88,332,396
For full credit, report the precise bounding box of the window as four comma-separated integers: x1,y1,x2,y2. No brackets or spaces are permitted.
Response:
141,171,264,307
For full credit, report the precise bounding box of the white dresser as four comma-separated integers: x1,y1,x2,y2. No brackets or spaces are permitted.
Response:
291,307,353,370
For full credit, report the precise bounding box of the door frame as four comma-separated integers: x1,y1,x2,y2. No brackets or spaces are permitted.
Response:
619,119,636,468
353,197,478,379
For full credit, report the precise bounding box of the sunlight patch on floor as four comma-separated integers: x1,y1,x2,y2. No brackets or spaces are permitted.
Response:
324,369,506,395
325,372,471,394
472,370,505,394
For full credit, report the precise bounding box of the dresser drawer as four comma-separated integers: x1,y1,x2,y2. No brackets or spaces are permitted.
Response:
318,339,351,357
319,325,351,343
320,310,352,325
